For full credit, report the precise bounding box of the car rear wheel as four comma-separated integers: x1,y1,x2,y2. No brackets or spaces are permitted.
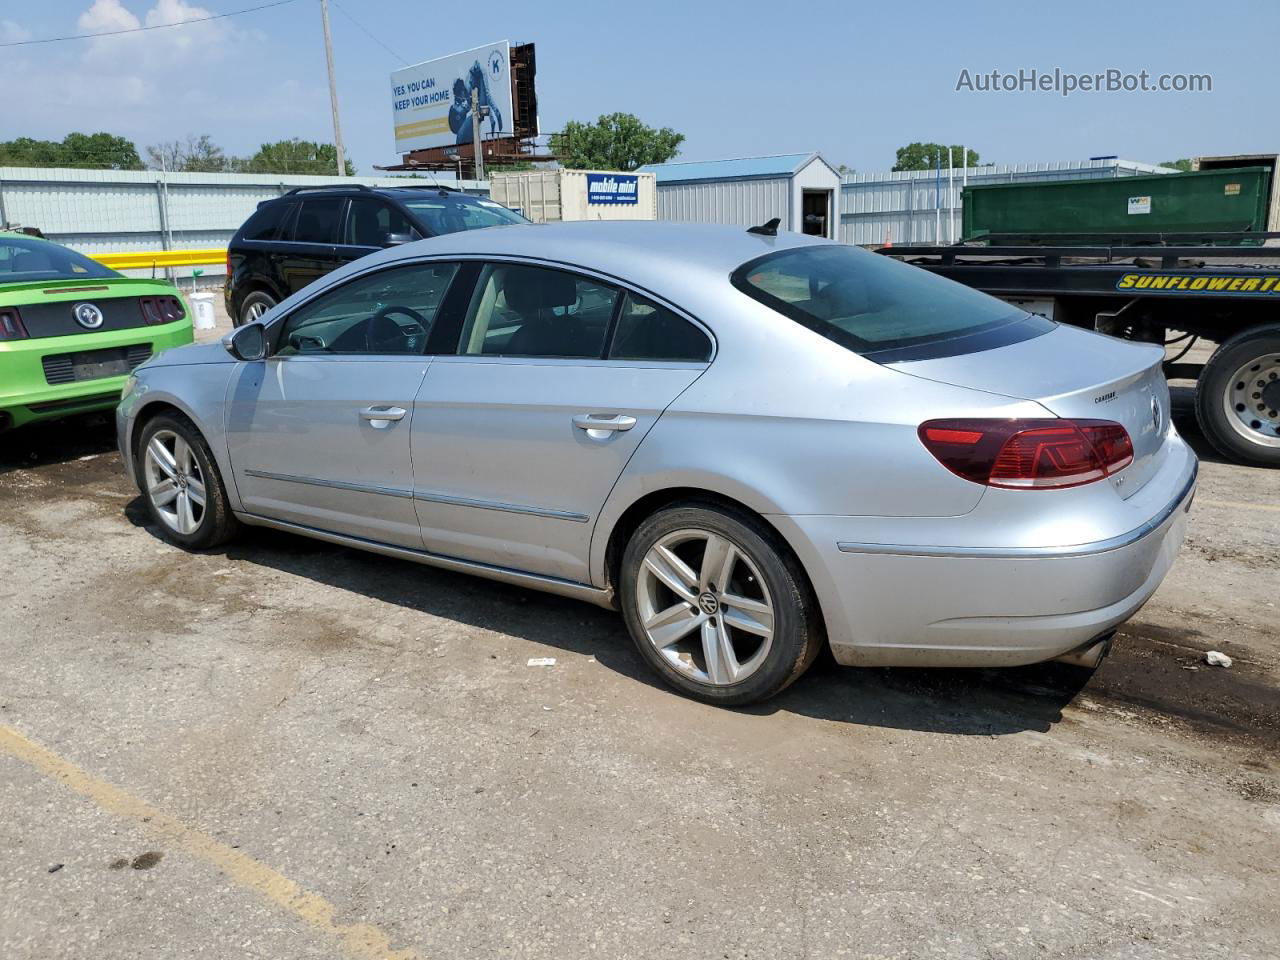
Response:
619,503,823,705
137,413,240,549
1196,326,1280,467
238,290,276,327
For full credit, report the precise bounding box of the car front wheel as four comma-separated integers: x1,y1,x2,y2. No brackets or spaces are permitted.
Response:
137,413,240,549
619,502,823,705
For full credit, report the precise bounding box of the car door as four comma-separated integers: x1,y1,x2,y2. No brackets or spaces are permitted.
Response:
410,261,714,584
226,260,461,547
336,197,421,267
274,195,344,295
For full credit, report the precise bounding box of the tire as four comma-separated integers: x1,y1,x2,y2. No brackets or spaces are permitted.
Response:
1194,326,1280,467
136,412,240,549
237,289,276,328
619,502,824,706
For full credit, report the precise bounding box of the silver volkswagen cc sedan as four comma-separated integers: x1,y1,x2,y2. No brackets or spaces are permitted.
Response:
118,221,1197,705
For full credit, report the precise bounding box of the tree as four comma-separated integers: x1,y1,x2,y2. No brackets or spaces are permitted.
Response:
550,113,684,171
147,134,229,173
243,139,355,176
835,163,855,176
0,132,143,170
892,143,980,172
1160,158,1193,172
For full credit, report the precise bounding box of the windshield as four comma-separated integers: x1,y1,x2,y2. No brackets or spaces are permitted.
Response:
732,244,1041,357
0,235,120,283
401,197,528,237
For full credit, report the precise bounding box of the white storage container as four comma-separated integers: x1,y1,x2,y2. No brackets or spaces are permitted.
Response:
490,169,657,223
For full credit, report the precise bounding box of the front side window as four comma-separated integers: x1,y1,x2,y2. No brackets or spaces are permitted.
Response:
732,244,1049,357
277,262,458,356
0,236,118,281
344,198,419,246
402,198,528,237
457,263,618,358
289,197,344,244
610,293,711,363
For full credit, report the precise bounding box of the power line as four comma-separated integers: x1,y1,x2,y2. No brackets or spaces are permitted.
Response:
330,0,408,65
0,0,301,48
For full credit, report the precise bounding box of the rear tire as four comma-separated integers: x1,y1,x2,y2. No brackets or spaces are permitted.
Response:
237,290,276,328
1195,326,1280,467
136,413,240,549
619,502,823,706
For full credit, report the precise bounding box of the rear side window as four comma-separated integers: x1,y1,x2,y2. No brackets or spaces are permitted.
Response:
610,293,711,362
240,201,292,242
289,197,344,244
344,198,419,246
732,245,1047,357
458,263,618,358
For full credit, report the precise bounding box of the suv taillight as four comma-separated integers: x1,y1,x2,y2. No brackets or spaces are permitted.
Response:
0,307,27,340
139,295,185,325
919,419,1134,490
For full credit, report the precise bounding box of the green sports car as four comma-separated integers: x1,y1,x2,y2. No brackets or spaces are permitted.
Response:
0,232,194,431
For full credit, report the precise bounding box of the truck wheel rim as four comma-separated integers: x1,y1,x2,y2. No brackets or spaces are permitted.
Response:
143,430,207,535
1223,353,1280,448
636,529,774,686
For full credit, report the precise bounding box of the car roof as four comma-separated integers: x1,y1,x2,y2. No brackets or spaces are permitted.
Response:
272,186,490,202
374,220,834,308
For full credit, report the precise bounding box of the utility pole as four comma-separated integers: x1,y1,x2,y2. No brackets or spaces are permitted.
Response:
470,88,485,181
319,0,347,176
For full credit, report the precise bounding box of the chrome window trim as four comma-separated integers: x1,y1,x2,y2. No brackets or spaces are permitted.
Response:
837,463,1197,560
244,468,414,500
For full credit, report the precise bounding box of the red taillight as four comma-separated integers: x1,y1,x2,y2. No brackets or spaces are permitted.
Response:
919,418,1134,490
138,295,184,325
0,307,27,340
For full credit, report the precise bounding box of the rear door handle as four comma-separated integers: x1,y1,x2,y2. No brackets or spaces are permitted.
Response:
359,405,407,426
573,413,637,435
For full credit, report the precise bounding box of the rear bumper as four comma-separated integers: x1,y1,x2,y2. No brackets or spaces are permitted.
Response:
774,436,1198,668
0,322,193,429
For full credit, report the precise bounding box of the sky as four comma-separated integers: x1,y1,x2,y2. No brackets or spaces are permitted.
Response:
1,0,1277,174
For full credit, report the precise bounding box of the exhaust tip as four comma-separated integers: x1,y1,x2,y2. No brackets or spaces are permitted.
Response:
1052,632,1116,670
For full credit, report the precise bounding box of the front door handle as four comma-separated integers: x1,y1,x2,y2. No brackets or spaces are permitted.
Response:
359,405,407,427
573,413,637,437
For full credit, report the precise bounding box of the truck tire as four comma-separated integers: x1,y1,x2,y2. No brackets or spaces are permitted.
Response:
1195,325,1280,467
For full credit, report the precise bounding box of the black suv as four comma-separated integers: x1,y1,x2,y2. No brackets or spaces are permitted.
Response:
224,184,528,326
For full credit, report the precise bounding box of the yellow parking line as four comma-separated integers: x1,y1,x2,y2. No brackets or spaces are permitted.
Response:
0,724,417,960
1195,498,1280,514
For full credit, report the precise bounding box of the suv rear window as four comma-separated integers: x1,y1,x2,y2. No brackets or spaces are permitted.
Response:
240,201,293,242
732,244,1050,359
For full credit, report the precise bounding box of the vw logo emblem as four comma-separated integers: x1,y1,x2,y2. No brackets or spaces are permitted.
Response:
1150,395,1162,433
697,592,720,616
73,302,104,330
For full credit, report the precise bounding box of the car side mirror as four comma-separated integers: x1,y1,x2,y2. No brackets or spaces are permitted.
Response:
223,322,268,361
382,232,415,247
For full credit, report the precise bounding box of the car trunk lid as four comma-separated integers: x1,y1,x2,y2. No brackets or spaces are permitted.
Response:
888,324,1169,497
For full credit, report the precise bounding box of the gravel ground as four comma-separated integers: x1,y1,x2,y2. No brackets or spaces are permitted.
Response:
0,306,1277,960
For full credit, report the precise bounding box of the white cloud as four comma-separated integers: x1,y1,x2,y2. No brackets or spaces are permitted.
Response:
77,0,231,66
1,19,34,43
78,0,140,33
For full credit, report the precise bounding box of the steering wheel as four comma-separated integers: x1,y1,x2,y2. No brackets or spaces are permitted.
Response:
366,305,429,353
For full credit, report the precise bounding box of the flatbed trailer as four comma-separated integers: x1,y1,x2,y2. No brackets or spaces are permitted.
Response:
878,240,1280,467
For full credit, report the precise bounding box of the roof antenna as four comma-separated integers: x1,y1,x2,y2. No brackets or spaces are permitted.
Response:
747,217,781,237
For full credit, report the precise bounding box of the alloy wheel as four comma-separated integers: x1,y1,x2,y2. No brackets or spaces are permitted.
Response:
143,429,207,535
1223,352,1280,448
635,529,775,685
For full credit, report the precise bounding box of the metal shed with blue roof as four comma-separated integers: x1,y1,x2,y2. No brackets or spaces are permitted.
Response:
638,153,841,239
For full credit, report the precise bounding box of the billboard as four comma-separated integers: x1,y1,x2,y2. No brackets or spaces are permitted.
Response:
391,42,514,154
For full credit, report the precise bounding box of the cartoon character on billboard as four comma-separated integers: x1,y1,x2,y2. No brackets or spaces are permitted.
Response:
447,55,505,144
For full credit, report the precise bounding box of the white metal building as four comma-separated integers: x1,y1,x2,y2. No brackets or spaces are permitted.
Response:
640,154,842,238
840,159,1174,246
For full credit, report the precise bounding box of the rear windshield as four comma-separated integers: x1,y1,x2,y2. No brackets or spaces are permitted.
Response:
401,198,528,237
0,235,119,282
732,244,1040,357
